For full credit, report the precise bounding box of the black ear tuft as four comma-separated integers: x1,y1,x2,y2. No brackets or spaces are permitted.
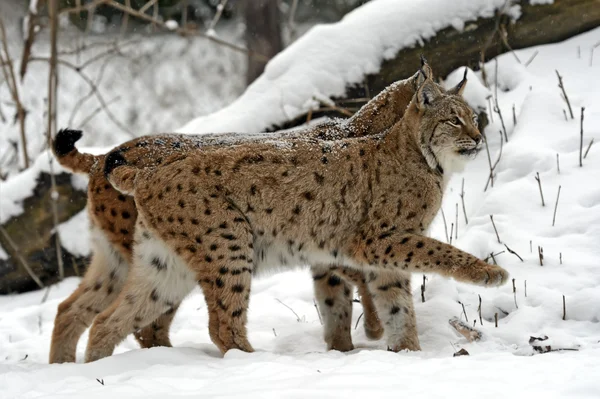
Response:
104,150,128,178
462,67,468,81
54,128,83,156
420,54,427,67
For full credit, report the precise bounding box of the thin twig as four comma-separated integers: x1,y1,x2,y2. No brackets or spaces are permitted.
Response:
562,295,566,321
484,131,504,191
484,250,505,264
0,18,29,168
441,207,449,244
524,280,527,297
449,223,454,245
560,252,562,265
555,70,574,119
421,275,426,303
459,178,468,225
552,185,561,227
478,295,483,326
455,203,459,241
490,215,501,243
512,278,518,309
355,312,364,330
276,298,301,322
459,301,468,323
534,172,545,206
0,226,44,289
312,299,323,325
584,138,594,159
524,50,538,67
579,107,585,167
207,0,229,33
538,246,544,266
556,154,560,174
504,244,523,262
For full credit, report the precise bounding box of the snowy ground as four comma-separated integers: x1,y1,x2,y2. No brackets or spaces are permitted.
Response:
1,15,600,399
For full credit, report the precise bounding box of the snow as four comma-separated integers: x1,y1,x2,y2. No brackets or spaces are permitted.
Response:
0,25,599,397
56,210,90,258
178,0,512,134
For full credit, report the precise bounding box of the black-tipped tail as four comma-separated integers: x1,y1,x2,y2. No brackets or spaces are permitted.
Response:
54,128,83,156
104,150,128,178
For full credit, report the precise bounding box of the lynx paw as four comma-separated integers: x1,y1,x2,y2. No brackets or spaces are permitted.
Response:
474,264,509,287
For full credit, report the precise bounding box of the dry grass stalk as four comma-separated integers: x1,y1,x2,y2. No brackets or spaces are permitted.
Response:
579,107,585,167
552,185,561,227
460,178,468,225
556,153,560,174
555,70,574,119
458,301,468,323
441,207,450,243
455,203,459,240
584,138,594,159
478,295,483,326
421,275,426,303
484,131,504,191
490,215,501,243
562,295,566,321
494,313,498,328
504,244,523,262
312,299,323,325
534,172,545,206
512,278,518,309
538,246,544,266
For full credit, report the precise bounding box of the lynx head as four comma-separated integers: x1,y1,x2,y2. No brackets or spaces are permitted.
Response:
412,68,482,174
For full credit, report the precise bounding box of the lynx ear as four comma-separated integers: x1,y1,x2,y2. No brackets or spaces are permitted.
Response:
448,67,468,96
416,54,433,87
416,79,442,109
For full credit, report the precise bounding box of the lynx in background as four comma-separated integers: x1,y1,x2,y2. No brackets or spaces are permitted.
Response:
49,62,449,364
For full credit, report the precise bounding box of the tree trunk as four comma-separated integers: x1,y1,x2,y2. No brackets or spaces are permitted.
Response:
0,172,88,294
244,0,283,85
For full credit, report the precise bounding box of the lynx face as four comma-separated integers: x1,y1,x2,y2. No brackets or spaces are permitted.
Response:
416,81,482,174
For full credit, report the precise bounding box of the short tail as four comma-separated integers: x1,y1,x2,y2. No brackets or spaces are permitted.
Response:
104,150,138,195
52,128,96,174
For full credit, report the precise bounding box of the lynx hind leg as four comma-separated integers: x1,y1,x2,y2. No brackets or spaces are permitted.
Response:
134,303,180,348
50,228,128,364
85,225,196,362
312,267,354,352
365,270,420,352
336,268,384,341
329,267,384,341
183,205,256,354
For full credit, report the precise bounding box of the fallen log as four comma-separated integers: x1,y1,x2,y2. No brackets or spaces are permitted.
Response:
0,172,88,294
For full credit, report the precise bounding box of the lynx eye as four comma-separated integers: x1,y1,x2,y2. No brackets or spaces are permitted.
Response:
447,117,461,127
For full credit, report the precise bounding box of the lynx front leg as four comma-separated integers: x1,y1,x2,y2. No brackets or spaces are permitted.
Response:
351,233,508,286
364,270,420,352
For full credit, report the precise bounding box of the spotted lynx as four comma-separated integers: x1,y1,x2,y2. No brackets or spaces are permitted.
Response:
81,70,508,362
49,62,449,363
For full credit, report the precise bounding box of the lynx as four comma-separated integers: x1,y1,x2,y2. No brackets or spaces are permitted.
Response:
49,62,450,363
82,70,507,362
